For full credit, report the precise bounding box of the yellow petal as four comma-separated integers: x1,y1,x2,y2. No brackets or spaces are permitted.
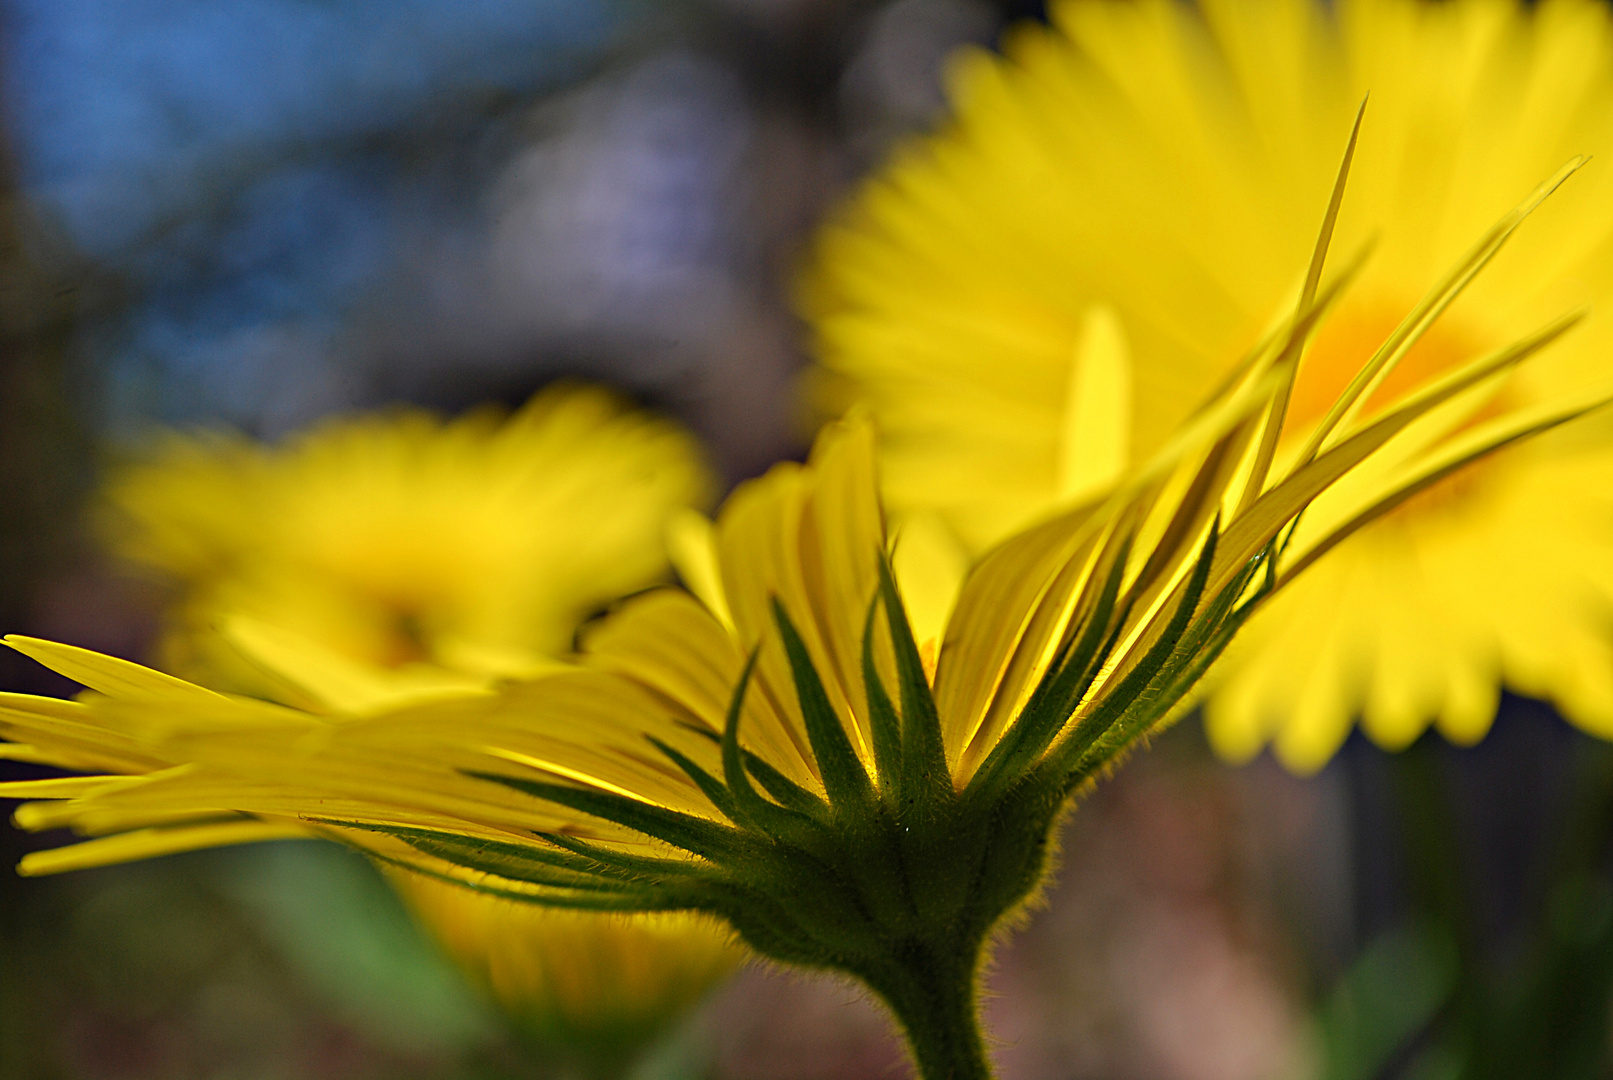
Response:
1057,305,1132,502
716,420,886,774
891,511,969,661
4,636,224,702
17,820,309,876
219,614,494,715
666,508,735,633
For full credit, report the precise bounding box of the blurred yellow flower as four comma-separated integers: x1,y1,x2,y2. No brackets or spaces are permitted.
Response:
90,382,742,1062
399,880,737,1067
803,0,1613,771
103,382,709,690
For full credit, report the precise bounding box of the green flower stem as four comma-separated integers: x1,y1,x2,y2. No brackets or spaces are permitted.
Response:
862,937,995,1080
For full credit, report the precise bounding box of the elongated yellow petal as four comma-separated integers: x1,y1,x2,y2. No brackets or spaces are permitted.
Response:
1058,305,1133,502
934,503,1106,766
1298,157,1589,465
1281,381,1613,585
4,636,225,702
715,420,886,775
17,820,309,876
582,589,820,789
666,509,735,633
219,613,494,714
890,511,969,662
0,775,139,800
1211,311,1587,598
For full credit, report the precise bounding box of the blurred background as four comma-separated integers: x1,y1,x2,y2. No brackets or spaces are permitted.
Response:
1,1,1610,1077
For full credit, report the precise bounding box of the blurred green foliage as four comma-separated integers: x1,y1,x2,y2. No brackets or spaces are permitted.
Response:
1318,737,1613,1080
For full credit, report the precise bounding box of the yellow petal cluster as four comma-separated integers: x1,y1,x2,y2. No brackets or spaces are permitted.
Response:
80,382,742,1059
4,205,1599,872
802,0,1613,770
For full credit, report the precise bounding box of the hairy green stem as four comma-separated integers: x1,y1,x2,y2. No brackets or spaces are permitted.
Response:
862,938,995,1080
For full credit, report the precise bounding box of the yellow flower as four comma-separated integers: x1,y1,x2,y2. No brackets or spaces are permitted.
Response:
88,382,742,1064
397,882,737,1067
802,0,1613,771
103,382,709,690
4,183,1601,1075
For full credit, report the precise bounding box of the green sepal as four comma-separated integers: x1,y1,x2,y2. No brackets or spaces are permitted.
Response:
1046,515,1220,780
1147,548,1268,703
685,724,827,816
311,819,693,911
399,833,642,892
874,556,950,801
770,599,874,810
312,817,669,891
372,849,694,912
720,648,819,837
646,734,740,824
1128,434,1239,600
533,829,724,883
965,533,1131,801
465,770,744,863
861,592,904,792
1095,543,1246,750
1067,556,1268,793
739,749,828,816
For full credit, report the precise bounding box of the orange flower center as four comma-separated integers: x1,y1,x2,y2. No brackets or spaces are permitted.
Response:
1285,301,1479,432
1280,300,1508,523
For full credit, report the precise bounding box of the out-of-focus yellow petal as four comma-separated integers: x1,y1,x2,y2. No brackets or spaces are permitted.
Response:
218,614,494,714
666,508,735,633
100,383,712,690
394,872,743,1054
890,511,969,665
1058,305,1133,503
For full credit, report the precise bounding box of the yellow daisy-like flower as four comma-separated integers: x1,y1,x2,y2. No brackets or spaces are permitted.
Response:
4,180,1603,1076
803,0,1613,771
103,382,709,690
89,383,742,1064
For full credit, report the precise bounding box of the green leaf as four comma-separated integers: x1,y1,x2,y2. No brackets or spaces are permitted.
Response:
216,841,496,1052
1317,923,1457,1080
